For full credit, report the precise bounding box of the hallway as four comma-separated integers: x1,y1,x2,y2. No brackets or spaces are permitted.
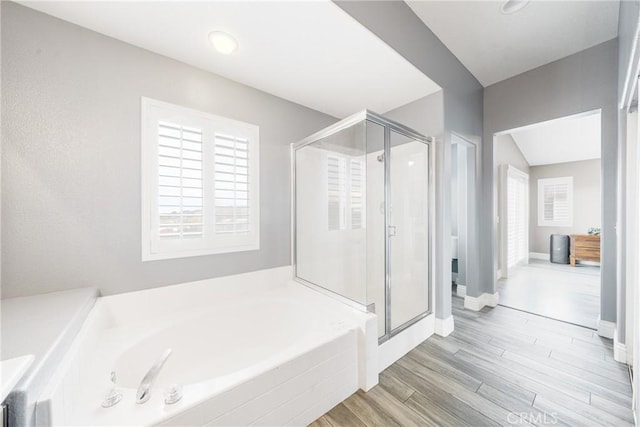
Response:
313,297,631,426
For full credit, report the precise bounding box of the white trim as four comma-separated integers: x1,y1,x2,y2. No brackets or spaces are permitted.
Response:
614,330,628,364
529,252,550,261
434,316,454,337
625,109,638,371
456,284,467,298
464,292,499,311
597,316,615,339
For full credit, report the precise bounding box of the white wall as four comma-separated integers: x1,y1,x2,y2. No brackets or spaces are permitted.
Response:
528,159,601,254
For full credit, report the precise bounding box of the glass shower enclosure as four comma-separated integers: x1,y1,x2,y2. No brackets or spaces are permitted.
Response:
292,110,433,342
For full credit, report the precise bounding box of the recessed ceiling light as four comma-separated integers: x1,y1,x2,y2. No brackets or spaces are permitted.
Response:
208,31,238,55
501,0,530,14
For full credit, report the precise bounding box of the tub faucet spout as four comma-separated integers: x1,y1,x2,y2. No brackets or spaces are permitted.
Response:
136,348,172,404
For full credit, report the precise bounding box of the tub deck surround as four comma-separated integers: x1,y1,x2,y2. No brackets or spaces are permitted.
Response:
0,287,99,427
36,267,379,426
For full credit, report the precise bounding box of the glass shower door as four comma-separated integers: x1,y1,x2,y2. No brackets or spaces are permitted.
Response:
388,130,430,332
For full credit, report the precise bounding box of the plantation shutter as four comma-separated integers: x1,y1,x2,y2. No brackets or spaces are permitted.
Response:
214,133,250,234
328,156,347,231
507,171,528,268
543,182,570,223
157,121,204,241
537,177,573,227
350,159,363,230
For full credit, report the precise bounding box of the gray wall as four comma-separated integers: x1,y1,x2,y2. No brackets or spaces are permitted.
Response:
335,1,484,321
618,0,640,107
484,39,618,323
529,159,601,254
495,134,529,173
1,2,336,298
383,91,444,139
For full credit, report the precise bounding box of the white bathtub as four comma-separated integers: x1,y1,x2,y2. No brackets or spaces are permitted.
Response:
36,267,377,426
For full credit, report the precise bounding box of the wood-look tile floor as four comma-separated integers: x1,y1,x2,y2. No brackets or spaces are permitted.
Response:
311,296,632,427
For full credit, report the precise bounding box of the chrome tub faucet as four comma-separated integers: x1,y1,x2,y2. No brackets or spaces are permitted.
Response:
136,348,172,404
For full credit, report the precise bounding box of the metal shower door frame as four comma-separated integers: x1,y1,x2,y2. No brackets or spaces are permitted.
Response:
290,110,434,344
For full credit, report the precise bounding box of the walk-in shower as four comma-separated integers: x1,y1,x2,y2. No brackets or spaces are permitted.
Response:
292,110,433,342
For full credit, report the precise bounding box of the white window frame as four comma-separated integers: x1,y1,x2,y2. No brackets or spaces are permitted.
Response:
141,97,260,261
537,176,573,227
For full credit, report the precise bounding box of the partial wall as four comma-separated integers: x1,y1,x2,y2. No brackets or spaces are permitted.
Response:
484,39,618,324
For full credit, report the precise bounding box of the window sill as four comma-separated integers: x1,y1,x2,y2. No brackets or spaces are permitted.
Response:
142,243,260,262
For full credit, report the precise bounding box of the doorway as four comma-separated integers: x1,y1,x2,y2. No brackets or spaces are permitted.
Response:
494,110,602,329
451,134,477,299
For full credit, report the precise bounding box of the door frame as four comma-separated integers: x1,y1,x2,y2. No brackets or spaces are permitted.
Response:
450,134,479,300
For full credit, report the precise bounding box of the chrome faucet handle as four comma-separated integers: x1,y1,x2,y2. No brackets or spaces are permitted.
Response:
136,348,173,404
102,371,123,408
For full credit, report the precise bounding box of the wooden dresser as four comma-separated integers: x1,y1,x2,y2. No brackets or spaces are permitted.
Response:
570,234,600,266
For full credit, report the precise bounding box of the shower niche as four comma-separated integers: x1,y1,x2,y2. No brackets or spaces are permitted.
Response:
292,111,432,342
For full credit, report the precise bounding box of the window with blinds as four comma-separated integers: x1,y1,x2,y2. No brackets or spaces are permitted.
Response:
141,98,259,261
327,156,346,231
157,122,204,240
350,160,363,229
538,177,573,227
327,155,364,231
507,171,528,268
214,134,250,234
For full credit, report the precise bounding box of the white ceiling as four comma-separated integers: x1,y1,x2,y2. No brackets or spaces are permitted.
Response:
407,0,620,87
508,112,601,166
20,1,441,119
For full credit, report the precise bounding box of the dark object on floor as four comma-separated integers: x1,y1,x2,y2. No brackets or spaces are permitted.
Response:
550,234,570,264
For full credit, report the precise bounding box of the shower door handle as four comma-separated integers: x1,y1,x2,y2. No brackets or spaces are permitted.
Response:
388,226,397,237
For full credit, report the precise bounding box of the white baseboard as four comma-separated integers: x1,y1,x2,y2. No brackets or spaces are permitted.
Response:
464,292,499,311
434,316,454,337
529,252,550,260
597,316,615,339
456,284,467,297
614,331,628,363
